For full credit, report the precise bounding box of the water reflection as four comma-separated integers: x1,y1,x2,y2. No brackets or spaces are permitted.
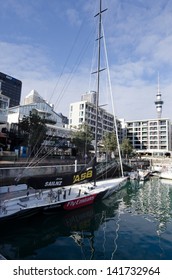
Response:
125,178,172,235
0,178,172,260
0,192,123,260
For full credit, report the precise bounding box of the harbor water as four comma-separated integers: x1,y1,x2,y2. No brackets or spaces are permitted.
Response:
0,177,172,260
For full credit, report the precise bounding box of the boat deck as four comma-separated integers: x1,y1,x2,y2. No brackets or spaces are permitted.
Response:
0,186,36,202
0,177,127,220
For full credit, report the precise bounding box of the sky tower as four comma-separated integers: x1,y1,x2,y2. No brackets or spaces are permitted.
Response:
154,74,164,119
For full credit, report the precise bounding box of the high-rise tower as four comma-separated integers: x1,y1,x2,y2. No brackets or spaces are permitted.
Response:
0,72,22,107
154,74,163,119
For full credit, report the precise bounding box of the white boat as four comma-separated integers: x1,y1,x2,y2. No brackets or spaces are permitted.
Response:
129,169,150,181
160,178,172,186
129,171,139,180
0,0,127,222
151,165,163,174
0,177,127,221
138,169,150,181
159,166,172,180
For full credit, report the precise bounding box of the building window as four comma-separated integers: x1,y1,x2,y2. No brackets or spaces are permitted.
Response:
79,103,84,110
79,118,83,123
142,122,148,126
160,120,166,125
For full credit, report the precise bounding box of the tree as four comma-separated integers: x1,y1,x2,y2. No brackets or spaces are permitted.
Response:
18,113,47,156
101,132,117,160
121,138,133,158
71,124,94,158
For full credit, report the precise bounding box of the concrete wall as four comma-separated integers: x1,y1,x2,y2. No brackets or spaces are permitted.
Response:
0,163,84,183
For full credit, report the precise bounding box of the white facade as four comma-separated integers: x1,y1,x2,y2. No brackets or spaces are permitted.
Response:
24,89,44,105
81,92,96,105
0,92,9,124
6,93,74,152
126,118,171,152
8,90,62,126
8,103,63,128
69,100,115,141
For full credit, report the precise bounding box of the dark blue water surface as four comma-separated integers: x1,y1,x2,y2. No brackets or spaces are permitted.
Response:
0,177,172,260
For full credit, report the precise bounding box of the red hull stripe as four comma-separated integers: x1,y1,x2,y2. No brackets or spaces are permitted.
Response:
63,194,97,210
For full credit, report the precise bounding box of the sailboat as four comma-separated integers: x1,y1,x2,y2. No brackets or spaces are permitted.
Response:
0,0,127,222
159,166,172,180
0,196,124,260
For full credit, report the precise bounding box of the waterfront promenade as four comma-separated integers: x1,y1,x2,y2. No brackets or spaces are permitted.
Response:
0,155,171,186
149,156,172,166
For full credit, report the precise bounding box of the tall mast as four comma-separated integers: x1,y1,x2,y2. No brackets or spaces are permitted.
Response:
94,0,107,161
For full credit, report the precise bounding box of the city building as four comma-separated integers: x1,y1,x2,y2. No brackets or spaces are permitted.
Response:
69,92,121,141
125,118,171,156
0,91,10,125
24,89,45,105
122,77,172,156
0,72,22,107
58,113,69,125
7,90,63,128
81,91,96,104
0,91,9,149
6,90,73,155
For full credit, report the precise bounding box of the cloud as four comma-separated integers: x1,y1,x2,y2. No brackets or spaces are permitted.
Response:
0,0,39,22
153,35,172,63
0,0,172,122
0,41,52,79
0,40,92,117
0,41,58,107
65,8,82,26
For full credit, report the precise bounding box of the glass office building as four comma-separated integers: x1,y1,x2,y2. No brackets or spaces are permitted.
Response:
0,72,22,107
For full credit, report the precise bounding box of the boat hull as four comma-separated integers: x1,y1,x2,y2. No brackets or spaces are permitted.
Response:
159,172,172,180
138,170,151,181
0,177,127,222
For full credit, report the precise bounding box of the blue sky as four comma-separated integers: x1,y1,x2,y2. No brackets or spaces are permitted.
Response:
0,0,172,121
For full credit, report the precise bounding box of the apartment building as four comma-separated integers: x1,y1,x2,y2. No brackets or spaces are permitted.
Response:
69,94,118,141
126,118,171,155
